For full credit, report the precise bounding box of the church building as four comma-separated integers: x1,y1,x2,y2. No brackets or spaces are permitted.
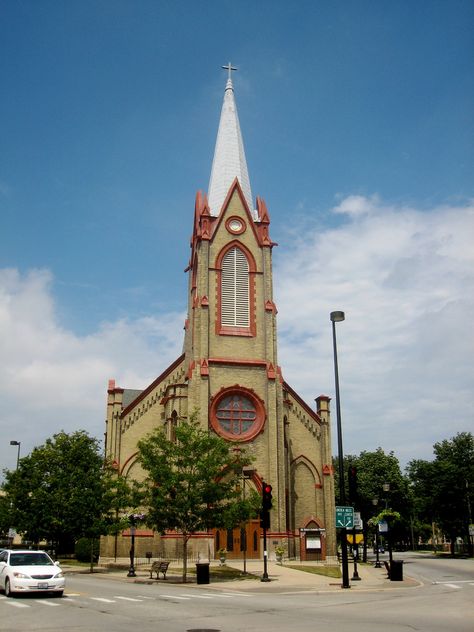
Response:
102,67,337,563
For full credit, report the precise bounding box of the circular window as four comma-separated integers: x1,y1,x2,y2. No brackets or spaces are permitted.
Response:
210,388,265,442
226,217,246,235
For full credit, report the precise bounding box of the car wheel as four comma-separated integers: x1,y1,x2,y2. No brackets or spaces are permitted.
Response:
54,591,63,598
5,578,14,598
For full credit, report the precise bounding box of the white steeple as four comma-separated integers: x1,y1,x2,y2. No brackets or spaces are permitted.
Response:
208,64,255,218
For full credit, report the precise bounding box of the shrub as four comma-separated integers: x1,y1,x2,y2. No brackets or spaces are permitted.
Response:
75,538,100,563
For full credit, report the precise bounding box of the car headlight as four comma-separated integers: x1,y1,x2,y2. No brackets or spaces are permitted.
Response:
13,572,30,578
54,572,64,578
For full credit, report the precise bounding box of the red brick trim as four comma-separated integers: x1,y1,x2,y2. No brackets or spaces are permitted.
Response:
120,354,185,417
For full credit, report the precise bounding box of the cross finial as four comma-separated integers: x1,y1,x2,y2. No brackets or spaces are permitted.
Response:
222,62,237,81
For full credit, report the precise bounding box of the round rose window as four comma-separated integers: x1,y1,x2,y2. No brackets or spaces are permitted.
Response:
210,388,265,442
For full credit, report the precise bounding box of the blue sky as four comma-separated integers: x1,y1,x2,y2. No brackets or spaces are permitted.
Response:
1,0,473,475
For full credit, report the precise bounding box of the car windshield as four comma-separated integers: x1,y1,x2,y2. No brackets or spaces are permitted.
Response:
10,552,53,567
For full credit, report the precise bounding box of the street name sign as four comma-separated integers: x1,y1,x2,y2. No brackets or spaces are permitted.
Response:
335,506,354,529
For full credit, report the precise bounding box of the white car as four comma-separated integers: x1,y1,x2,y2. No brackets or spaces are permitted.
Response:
0,549,65,597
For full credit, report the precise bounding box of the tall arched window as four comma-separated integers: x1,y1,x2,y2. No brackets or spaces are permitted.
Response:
221,246,250,328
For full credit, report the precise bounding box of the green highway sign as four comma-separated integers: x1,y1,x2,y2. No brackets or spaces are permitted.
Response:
335,506,354,529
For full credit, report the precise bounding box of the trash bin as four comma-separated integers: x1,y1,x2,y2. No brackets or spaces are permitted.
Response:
390,560,403,581
195,562,210,584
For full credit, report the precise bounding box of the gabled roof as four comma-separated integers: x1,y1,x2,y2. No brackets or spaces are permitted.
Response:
207,71,254,218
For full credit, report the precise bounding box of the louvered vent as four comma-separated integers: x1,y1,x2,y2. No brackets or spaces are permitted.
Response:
221,247,250,327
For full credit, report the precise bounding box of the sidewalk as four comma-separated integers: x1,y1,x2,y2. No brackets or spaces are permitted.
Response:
62,559,421,593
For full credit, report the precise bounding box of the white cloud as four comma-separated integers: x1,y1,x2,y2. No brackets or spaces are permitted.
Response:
0,268,184,476
275,196,474,466
1,197,473,475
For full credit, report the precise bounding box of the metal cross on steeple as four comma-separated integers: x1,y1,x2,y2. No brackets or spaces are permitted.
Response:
222,62,237,81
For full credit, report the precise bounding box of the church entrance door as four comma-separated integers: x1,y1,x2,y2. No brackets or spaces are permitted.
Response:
214,520,261,559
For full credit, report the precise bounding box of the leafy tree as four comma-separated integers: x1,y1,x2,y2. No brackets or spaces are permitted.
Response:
408,432,473,556
2,430,132,558
137,414,260,581
0,492,12,544
334,449,411,559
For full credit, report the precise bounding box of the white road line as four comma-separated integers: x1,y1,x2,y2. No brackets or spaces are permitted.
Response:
91,597,116,603
180,593,213,599
200,593,233,598
114,596,144,602
34,599,61,606
5,600,30,608
443,583,461,589
159,594,190,600
136,595,155,599
221,592,252,597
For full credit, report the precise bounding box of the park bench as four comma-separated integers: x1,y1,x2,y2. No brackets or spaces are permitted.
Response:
149,561,170,580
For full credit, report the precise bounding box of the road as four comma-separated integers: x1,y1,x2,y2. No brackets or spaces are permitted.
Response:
0,552,472,632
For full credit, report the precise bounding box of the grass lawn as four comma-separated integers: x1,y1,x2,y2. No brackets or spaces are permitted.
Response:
285,564,341,578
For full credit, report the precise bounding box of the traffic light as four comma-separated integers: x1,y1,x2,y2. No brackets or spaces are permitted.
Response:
262,482,273,511
260,509,270,530
348,465,358,504
260,482,272,530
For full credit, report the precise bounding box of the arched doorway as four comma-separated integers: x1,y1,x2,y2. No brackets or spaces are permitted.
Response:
214,520,261,559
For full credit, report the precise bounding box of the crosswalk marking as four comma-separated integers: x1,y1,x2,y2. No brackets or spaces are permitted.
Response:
5,600,30,608
114,596,144,602
1,589,254,608
91,597,116,603
443,583,461,589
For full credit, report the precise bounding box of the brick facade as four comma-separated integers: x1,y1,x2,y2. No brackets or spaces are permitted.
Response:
101,76,336,563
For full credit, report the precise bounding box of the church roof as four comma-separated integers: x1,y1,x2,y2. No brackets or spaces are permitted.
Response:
207,65,255,218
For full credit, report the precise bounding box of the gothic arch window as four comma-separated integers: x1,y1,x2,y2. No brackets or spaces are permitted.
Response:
210,386,265,442
216,242,256,336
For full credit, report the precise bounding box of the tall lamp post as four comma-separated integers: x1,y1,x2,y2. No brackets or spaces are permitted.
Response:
10,441,21,469
383,482,393,566
330,310,350,589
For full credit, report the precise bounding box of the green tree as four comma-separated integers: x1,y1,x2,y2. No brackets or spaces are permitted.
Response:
334,449,411,559
0,493,12,543
408,432,473,556
137,414,259,581
2,430,132,558
406,458,437,549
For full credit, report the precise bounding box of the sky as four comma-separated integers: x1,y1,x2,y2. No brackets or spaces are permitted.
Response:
1,0,473,478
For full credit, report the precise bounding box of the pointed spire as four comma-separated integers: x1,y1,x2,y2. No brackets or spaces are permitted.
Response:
208,63,255,218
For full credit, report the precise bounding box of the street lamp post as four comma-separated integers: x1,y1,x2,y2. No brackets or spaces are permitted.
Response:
372,498,382,568
382,482,393,566
330,310,350,589
10,441,21,469
127,515,137,577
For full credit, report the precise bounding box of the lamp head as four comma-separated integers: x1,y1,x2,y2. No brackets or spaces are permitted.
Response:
10,440,20,446
330,311,345,323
